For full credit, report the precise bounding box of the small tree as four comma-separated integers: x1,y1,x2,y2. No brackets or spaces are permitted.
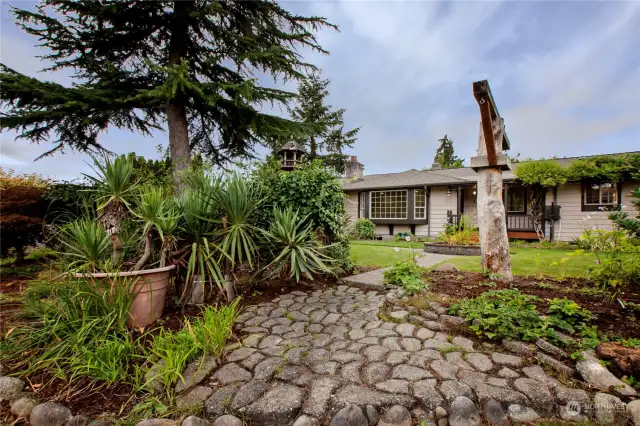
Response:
432,135,464,169
514,160,567,241
0,169,49,262
289,72,360,173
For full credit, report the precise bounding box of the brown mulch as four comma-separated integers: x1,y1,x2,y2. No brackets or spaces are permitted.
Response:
426,271,640,339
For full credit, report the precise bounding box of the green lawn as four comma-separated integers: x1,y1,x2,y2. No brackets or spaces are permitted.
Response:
350,239,425,249
350,244,418,268
444,248,613,278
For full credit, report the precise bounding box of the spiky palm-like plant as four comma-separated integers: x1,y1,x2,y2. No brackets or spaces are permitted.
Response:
57,218,111,272
262,207,334,281
84,154,137,264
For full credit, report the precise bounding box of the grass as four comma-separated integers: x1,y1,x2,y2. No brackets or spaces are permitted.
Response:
442,247,625,278
350,239,425,249
350,244,418,268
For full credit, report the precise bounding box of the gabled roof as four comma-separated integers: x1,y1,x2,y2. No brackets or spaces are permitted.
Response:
342,167,516,190
342,151,639,191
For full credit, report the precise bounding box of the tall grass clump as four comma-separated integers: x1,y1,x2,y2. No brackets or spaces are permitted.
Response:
2,277,136,384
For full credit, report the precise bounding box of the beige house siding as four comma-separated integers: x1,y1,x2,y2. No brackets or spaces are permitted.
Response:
551,181,638,242
415,224,429,236
430,186,458,236
344,191,359,226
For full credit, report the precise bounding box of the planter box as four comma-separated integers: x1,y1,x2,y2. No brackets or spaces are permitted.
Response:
423,242,480,256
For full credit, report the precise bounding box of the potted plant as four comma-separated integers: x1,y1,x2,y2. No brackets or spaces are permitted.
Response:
59,155,178,327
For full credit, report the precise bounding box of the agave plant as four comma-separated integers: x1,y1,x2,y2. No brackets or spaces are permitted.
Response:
84,154,137,264
57,218,111,272
262,207,334,281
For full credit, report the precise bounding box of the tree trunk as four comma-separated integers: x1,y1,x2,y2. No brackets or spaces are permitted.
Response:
111,233,123,265
167,0,194,192
133,232,152,271
529,185,545,242
309,137,317,159
477,168,513,279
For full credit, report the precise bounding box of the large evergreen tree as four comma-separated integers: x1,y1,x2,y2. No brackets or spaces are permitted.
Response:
289,71,360,173
0,1,335,187
432,134,464,169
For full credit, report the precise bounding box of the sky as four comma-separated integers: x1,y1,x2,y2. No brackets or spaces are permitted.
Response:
1,1,639,181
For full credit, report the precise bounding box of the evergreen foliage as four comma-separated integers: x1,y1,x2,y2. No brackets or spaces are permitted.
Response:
432,135,464,169
514,160,568,187
0,0,336,180
287,72,360,173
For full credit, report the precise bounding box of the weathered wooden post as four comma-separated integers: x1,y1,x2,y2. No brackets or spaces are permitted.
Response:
470,80,513,279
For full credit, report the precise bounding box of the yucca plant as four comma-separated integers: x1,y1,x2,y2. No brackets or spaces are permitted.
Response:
217,173,264,271
84,154,137,264
57,218,111,272
262,207,334,281
176,181,227,304
131,186,167,270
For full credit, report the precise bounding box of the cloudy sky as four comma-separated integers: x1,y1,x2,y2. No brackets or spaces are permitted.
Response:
1,1,639,180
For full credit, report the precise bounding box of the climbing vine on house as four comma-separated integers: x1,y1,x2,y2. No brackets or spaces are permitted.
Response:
514,160,567,241
514,153,640,241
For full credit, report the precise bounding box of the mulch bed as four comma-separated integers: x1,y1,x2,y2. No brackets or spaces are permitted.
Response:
426,270,640,339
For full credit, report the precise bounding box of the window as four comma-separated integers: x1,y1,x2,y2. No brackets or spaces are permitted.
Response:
506,187,526,213
359,192,365,218
584,183,617,205
414,189,426,219
370,190,407,219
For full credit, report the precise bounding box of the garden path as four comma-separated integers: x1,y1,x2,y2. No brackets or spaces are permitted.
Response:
343,252,453,290
178,284,618,426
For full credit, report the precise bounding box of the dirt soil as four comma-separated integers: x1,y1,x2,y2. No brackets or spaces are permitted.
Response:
426,271,640,339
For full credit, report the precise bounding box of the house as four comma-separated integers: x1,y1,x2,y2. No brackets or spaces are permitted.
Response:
341,153,639,242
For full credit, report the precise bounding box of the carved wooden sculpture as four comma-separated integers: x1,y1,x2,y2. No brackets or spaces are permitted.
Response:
470,80,513,279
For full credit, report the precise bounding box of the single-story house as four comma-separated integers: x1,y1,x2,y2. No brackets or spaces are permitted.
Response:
341,152,639,242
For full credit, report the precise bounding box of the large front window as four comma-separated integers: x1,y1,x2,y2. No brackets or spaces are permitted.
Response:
584,183,617,206
414,189,426,219
370,190,407,219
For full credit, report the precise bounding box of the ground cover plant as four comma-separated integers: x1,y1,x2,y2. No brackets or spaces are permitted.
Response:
383,260,428,295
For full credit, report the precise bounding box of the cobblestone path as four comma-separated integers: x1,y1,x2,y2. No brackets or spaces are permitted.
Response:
182,284,627,426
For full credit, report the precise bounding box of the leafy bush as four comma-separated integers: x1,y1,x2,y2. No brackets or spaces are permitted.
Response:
574,229,636,252
254,159,352,272
354,218,375,240
547,297,595,335
437,227,479,245
587,252,640,290
449,289,546,340
383,261,427,295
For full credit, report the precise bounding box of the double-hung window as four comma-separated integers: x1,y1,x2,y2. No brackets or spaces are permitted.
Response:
369,190,407,219
414,189,426,219
506,187,526,213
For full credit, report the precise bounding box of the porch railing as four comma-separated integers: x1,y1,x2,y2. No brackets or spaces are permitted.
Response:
506,214,534,231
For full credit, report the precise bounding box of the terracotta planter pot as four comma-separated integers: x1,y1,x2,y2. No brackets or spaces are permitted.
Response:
76,265,175,328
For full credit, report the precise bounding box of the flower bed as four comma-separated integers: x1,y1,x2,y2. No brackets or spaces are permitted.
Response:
424,242,481,256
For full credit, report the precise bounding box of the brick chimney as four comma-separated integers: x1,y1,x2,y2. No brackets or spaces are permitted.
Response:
345,156,364,179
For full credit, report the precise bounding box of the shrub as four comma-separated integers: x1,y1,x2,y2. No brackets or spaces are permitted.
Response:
254,159,352,272
573,229,636,252
0,169,49,261
354,218,375,240
587,252,640,290
383,261,427,295
449,289,546,341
